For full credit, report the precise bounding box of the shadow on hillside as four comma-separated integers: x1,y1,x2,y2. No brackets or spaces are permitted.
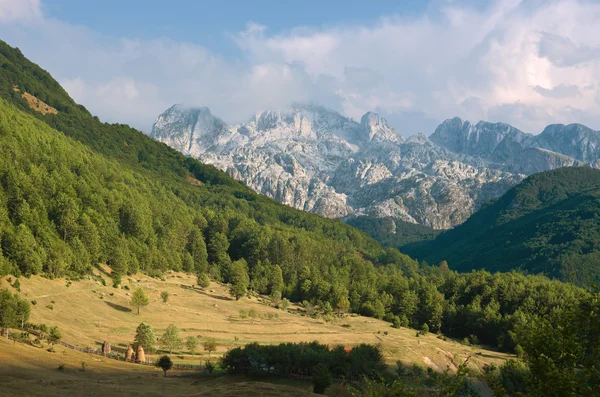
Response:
104,301,132,312
179,284,233,301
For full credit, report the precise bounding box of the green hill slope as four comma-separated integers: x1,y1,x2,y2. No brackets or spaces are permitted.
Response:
345,215,440,248
403,167,600,285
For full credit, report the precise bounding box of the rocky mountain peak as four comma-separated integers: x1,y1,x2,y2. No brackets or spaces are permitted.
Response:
359,112,403,144
151,104,600,230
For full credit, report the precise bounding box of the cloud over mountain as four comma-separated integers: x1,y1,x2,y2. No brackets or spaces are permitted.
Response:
2,0,600,134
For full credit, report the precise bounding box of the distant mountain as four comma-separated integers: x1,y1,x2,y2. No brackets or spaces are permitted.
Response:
152,105,538,230
403,167,600,285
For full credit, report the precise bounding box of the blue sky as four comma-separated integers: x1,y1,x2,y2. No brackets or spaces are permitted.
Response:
2,0,600,134
43,0,432,53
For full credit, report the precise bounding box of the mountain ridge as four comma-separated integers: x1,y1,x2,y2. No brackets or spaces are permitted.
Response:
402,167,600,285
152,104,600,231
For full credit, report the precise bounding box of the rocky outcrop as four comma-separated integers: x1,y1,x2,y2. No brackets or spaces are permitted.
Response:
152,106,600,229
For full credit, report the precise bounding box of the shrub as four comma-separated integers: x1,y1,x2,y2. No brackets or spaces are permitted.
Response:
279,298,290,310
160,291,169,303
238,309,248,319
12,279,20,291
57,364,65,371
312,363,332,394
514,344,524,359
421,323,429,335
248,308,258,318
205,360,215,375
156,355,173,377
31,300,37,305
46,304,53,310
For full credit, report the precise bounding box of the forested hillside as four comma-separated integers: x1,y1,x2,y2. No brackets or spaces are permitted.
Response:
345,216,440,248
0,40,591,356
404,167,600,285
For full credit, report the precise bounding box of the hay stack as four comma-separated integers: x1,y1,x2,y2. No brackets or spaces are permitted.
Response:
125,346,134,361
101,341,111,356
136,345,145,362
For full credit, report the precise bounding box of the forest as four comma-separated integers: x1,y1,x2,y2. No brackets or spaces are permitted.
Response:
0,40,598,395
404,167,600,286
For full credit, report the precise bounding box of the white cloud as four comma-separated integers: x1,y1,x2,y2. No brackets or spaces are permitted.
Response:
1,0,600,134
0,0,41,22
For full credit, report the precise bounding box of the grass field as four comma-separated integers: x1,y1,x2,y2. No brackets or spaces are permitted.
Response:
0,270,510,396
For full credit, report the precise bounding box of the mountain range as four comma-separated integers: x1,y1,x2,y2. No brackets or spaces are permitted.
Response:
403,167,600,285
151,104,600,230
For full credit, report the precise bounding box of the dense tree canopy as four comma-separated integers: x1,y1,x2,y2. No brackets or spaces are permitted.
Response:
405,167,600,286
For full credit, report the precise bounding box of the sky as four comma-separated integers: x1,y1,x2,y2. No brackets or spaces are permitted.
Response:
1,0,600,135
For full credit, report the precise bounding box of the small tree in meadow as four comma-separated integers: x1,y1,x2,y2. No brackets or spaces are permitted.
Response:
159,324,183,354
160,291,169,303
156,355,173,377
130,287,149,315
197,273,210,289
202,339,217,356
186,336,199,355
47,326,61,347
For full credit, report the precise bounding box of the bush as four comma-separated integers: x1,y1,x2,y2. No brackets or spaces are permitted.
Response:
238,309,248,319
57,364,65,371
278,298,290,310
248,308,258,318
312,363,332,394
46,304,53,310
420,323,429,335
204,360,215,375
156,355,173,377
514,344,524,359
12,279,20,291
31,300,37,305
160,291,169,303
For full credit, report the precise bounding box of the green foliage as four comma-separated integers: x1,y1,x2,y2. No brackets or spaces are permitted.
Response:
12,278,20,291
346,215,440,248
186,336,199,355
483,360,529,396
204,360,215,375
228,259,249,300
420,323,429,335
133,322,156,353
312,363,332,394
406,167,600,285
202,339,217,356
0,288,30,336
196,273,210,289
130,287,149,315
221,342,385,381
159,323,183,354
514,344,524,359
47,326,61,346
517,286,600,396
156,355,173,377
160,291,169,304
